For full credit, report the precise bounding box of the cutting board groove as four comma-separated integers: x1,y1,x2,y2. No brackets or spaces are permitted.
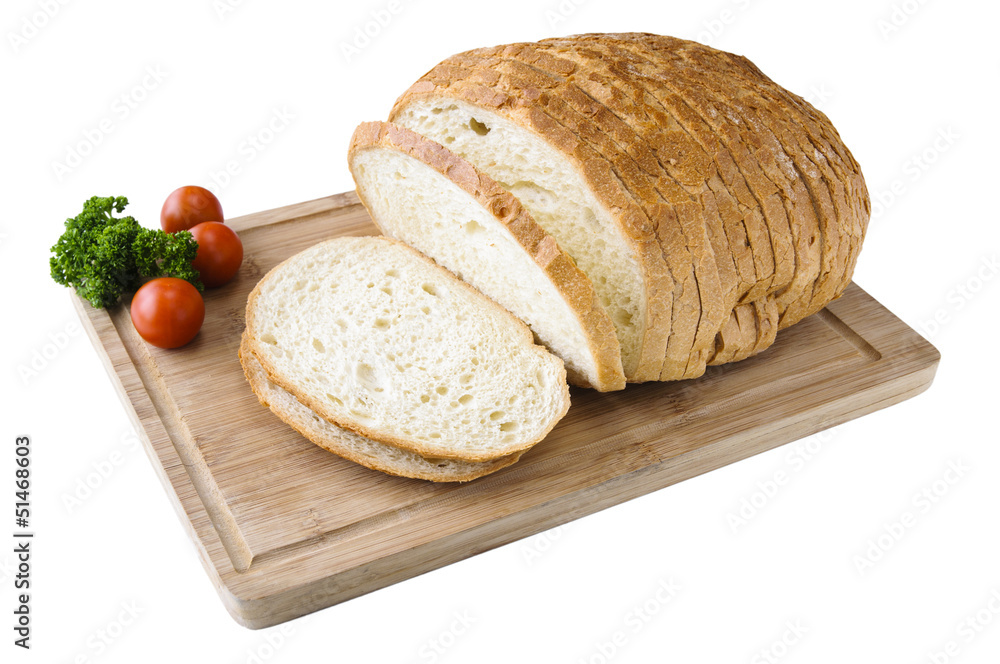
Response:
73,191,940,628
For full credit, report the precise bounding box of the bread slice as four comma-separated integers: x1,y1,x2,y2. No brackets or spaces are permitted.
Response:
348,121,625,391
244,235,570,463
239,334,522,482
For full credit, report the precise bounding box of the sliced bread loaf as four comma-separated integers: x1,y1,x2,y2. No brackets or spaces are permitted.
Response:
239,334,523,482
244,235,570,463
348,120,625,391
388,33,870,382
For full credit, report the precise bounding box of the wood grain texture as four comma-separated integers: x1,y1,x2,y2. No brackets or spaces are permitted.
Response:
73,191,940,629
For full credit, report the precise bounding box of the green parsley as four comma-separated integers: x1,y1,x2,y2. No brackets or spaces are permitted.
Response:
49,195,203,308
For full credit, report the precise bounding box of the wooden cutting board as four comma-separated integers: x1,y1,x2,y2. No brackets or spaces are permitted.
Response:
74,191,940,629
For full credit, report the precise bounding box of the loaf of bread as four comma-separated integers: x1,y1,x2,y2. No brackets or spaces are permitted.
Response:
243,235,570,464
349,120,625,391
388,32,870,382
242,33,870,481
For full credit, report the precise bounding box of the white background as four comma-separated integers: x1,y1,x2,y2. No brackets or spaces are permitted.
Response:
2,0,999,662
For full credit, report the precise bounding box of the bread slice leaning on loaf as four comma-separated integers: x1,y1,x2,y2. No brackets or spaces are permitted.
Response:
243,235,570,463
388,32,871,382
240,334,523,482
348,120,625,391
390,66,670,382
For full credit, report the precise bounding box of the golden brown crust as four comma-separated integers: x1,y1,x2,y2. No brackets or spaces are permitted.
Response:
348,120,626,391
579,43,780,304
646,39,831,317
565,36,807,360
619,33,868,323
726,49,870,300
239,333,522,482
549,33,867,357
244,235,571,463
556,37,787,298
718,299,781,365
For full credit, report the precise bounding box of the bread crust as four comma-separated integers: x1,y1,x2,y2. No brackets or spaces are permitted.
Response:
239,334,521,482
244,235,571,463
613,33,868,323
719,46,869,303
550,33,867,356
559,36,803,360
632,36,829,322
348,120,626,392
558,38,787,292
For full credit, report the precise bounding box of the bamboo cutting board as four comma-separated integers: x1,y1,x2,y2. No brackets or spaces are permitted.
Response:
74,191,940,629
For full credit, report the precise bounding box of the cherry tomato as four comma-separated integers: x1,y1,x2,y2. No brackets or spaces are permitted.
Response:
161,186,224,233
130,278,205,349
189,222,244,288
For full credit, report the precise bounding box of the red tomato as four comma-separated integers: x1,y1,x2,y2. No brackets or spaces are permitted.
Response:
189,222,244,288
161,186,224,233
130,278,205,349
